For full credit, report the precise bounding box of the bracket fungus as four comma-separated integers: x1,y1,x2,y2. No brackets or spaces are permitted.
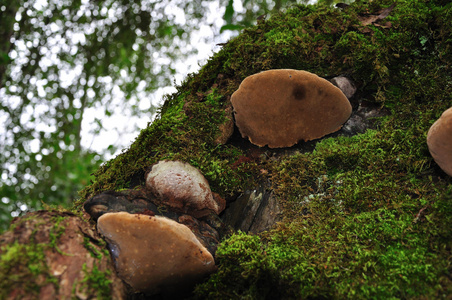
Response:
146,160,225,218
84,190,160,221
97,212,216,296
427,107,452,176
231,69,352,148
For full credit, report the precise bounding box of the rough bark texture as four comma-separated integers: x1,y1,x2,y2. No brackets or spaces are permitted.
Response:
0,210,126,299
222,185,282,234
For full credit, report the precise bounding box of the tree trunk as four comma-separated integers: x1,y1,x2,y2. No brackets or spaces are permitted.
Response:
0,210,126,299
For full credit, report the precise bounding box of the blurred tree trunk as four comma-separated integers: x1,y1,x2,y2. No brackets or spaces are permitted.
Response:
0,0,19,89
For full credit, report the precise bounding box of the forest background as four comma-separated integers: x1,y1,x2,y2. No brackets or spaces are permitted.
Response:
0,0,348,231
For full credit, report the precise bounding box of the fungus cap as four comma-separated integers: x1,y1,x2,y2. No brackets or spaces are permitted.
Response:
427,107,452,176
146,160,225,218
97,212,216,295
231,69,352,148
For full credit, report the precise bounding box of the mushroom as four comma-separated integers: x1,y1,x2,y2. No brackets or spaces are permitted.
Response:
146,160,225,218
97,212,216,296
427,107,452,176
231,69,352,148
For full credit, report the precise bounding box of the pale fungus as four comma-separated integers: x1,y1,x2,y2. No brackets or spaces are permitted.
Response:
146,160,225,218
330,76,357,99
97,212,216,296
427,107,452,176
231,69,352,148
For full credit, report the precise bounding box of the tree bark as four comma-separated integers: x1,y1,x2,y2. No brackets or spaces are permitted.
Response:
0,210,126,299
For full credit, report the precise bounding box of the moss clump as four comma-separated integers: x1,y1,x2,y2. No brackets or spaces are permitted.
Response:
49,215,71,255
197,113,452,298
76,263,112,300
0,242,57,298
83,236,108,259
194,232,280,299
198,200,452,299
77,88,257,203
77,0,452,298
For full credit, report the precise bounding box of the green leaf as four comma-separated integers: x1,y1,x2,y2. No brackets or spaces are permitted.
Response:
223,0,234,24
220,24,244,33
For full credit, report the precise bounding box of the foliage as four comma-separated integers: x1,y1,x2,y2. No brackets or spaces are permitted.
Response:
220,0,354,33
0,0,211,231
221,0,311,33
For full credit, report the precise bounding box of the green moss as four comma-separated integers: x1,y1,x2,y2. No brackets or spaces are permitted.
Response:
48,215,71,255
76,84,258,206
0,242,57,298
83,236,108,259
77,0,451,206
197,193,452,298
196,109,452,298
75,0,452,298
195,232,280,299
76,263,112,300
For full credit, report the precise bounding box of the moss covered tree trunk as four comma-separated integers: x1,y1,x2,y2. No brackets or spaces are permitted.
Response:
2,0,452,298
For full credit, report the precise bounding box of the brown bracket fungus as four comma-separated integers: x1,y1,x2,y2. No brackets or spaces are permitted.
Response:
231,69,352,148
146,160,225,218
427,107,452,176
97,212,216,296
